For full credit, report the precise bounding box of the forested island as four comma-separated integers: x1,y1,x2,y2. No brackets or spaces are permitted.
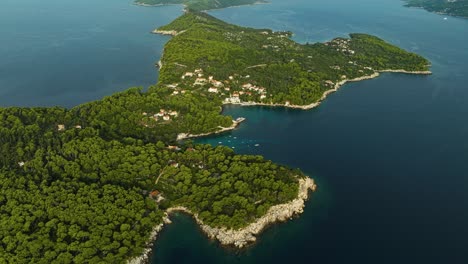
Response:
0,7,431,264
135,0,265,11
405,0,468,18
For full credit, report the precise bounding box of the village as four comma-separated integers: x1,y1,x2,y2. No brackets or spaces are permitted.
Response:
165,67,270,105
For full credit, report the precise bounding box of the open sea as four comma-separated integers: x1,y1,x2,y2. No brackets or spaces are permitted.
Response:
1,0,467,263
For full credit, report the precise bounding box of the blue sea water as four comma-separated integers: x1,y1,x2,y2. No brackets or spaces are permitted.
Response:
0,0,182,107
1,0,468,263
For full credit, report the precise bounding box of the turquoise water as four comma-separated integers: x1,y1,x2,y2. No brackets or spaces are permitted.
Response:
1,0,468,263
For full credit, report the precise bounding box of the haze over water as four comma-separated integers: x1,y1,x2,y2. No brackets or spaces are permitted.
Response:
1,0,467,263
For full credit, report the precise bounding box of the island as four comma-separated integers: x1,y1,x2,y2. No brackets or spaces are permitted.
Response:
135,0,266,11
0,9,431,264
404,0,468,18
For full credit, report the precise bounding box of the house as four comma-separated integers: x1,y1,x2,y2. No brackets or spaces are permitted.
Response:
172,91,179,95
169,111,178,117
57,124,65,131
167,146,178,150
232,92,240,97
75,125,82,129
242,83,253,89
285,101,291,106
260,95,267,99
150,190,160,198
194,78,207,85
212,81,223,87
18,162,25,167
194,68,203,73
224,87,231,91
208,87,218,93
184,72,194,77
142,112,148,116
229,76,234,80
163,115,171,121
170,161,179,168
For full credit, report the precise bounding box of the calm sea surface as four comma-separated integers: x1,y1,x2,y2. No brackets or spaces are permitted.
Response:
0,0,181,107
1,0,467,263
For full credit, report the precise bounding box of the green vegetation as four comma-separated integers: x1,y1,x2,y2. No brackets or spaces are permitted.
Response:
0,103,301,262
405,0,468,18
0,9,431,264
135,0,265,11
156,12,430,106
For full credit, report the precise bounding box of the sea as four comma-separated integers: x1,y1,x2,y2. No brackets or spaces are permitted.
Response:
1,0,467,263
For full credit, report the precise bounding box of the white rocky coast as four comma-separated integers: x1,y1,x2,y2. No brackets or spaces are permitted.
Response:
127,177,316,264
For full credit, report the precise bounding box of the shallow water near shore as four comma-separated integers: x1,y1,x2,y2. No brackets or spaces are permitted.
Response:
2,0,468,263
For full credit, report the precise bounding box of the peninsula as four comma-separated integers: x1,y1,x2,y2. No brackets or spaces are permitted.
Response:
135,0,266,11
404,0,468,18
0,8,431,264
154,11,430,112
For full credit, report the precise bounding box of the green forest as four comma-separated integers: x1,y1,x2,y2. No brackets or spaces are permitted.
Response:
0,105,302,263
0,10,430,264
156,12,430,106
405,0,468,17
135,0,264,11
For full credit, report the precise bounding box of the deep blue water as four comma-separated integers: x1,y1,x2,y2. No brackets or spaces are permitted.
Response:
0,0,182,107
1,0,468,263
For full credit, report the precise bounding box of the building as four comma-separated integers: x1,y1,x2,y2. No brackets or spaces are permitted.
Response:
57,124,65,131
163,115,170,121
208,87,219,93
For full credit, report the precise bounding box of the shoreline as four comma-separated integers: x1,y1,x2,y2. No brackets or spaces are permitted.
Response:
167,69,432,140
176,117,245,141
223,69,432,110
127,177,316,264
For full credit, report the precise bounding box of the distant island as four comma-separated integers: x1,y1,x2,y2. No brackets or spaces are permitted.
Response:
404,0,468,18
0,7,431,264
135,0,266,11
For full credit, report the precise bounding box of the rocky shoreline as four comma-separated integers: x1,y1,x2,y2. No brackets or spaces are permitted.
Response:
127,177,316,264
176,117,245,141
224,69,432,110
152,29,179,36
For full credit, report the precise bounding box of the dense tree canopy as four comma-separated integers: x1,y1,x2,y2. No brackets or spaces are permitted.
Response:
0,106,302,263
405,0,468,18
